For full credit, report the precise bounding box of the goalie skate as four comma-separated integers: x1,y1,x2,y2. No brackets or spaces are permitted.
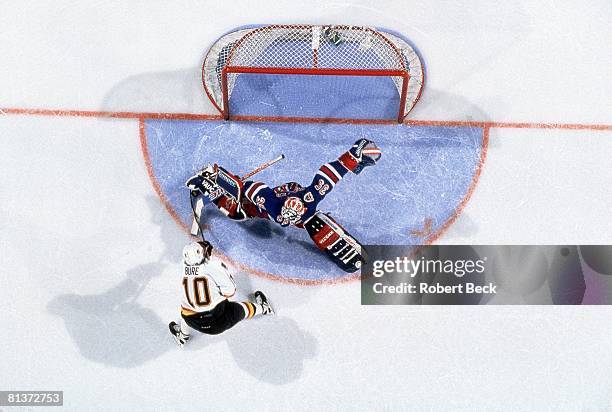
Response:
304,211,367,273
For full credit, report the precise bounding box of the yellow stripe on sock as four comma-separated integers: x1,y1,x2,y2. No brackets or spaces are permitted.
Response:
245,301,255,318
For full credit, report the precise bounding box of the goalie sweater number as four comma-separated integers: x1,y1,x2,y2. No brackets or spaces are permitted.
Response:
182,277,211,308
254,195,266,210
314,179,329,196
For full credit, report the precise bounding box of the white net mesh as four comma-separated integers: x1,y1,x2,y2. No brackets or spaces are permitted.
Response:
202,25,424,121
381,31,425,117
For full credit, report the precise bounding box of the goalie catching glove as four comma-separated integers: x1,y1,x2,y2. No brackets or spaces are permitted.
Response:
338,138,381,175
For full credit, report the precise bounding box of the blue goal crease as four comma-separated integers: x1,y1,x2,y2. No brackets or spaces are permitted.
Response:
144,119,484,282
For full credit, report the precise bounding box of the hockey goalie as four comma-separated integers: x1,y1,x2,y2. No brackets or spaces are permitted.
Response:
186,138,381,273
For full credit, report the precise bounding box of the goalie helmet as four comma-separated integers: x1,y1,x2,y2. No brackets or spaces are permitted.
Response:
183,241,213,266
278,196,307,226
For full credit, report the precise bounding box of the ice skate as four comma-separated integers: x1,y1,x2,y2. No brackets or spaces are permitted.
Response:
254,291,275,315
168,321,190,347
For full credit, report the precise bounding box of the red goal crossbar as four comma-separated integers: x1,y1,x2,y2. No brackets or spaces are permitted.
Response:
221,66,410,122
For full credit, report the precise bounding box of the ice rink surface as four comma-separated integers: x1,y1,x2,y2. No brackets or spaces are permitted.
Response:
1,1,612,410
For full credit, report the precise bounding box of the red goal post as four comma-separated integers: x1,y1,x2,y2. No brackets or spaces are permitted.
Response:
202,25,424,123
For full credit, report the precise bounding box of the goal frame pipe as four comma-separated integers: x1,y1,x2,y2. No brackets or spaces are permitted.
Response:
221,66,410,123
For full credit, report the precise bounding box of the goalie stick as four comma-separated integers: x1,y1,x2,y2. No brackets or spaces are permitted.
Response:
241,154,285,180
189,154,285,238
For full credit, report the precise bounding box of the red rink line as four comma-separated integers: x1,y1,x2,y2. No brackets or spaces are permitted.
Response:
0,107,222,121
406,119,612,131
425,126,490,245
2,106,611,131
231,114,397,125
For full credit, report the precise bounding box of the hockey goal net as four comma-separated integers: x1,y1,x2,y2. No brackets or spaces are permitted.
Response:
202,25,424,123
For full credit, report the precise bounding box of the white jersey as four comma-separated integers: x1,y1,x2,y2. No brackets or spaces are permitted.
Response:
180,257,236,314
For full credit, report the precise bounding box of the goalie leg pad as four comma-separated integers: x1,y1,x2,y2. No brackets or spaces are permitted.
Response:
213,195,249,221
304,211,366,273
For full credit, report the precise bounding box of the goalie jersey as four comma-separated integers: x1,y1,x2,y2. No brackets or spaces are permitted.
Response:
242,159,351,227
181,257,236,315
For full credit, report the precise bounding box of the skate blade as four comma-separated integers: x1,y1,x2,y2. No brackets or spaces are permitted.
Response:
171,334,187,348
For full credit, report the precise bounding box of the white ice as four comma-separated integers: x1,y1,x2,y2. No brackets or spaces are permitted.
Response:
1,1,611,410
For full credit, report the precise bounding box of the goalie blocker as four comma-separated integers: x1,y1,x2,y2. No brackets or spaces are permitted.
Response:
304,211,367,273
216,166,243,201
186,164,247,217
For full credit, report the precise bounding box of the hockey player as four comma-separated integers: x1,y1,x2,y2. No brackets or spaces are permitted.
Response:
168,240,274,347
186,138,381,272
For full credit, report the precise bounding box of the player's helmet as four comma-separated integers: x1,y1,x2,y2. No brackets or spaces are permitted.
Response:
183,241,213,265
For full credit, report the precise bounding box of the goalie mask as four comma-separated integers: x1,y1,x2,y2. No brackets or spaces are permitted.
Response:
278,196,307,226
183,241,213,266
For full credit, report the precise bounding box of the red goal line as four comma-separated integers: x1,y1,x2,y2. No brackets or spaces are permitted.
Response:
1,106,611,131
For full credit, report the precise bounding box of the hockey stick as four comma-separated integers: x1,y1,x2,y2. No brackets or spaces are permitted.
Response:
189,154,285,237
241,154,285,180
190,193,206,236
